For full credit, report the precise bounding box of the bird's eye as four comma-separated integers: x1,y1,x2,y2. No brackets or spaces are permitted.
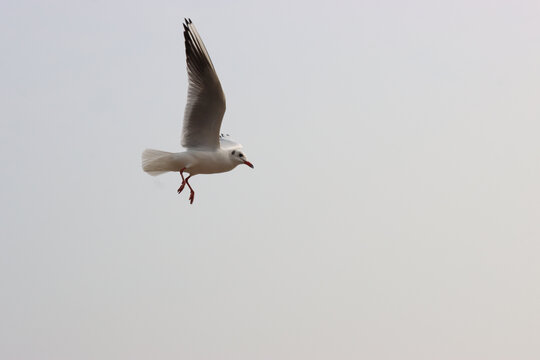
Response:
232,150,236,155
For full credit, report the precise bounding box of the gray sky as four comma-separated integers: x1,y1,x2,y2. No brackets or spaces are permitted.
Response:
1,0,540,359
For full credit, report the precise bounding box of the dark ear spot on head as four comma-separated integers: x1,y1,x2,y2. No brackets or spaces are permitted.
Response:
232,150,236,155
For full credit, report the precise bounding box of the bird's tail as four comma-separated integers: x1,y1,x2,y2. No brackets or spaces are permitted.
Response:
141,149,179,176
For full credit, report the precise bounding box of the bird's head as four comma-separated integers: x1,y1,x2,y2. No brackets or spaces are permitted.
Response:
229,149,254,168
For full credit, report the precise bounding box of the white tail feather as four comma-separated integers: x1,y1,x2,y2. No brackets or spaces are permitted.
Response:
142,149,178,176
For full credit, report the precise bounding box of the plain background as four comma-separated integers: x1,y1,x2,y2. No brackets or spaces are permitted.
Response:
1,0,539,359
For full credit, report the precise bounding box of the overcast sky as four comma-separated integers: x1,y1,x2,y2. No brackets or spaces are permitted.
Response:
1,0,540,359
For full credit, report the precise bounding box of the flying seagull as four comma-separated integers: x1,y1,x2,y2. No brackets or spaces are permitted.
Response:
142,19,254,204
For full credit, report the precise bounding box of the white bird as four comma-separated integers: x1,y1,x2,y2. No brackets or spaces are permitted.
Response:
142,19,254,204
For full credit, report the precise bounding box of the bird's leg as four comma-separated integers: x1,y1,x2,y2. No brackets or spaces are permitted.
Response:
185,175,195,204
177,168,187,194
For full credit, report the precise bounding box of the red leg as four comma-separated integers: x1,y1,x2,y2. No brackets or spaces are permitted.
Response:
177,168,187,194
185,175,195,204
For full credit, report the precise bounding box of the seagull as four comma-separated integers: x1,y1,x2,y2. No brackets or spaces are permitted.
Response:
142,19,254,204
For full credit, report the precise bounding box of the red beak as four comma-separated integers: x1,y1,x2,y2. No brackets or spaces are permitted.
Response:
243,161,254,169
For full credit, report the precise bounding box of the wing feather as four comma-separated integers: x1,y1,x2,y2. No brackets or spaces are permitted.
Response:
219,134,243,150
181,19,226,149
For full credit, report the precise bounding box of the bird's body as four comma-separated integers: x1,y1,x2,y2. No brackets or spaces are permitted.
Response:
141,19,254,204
142,144,242,176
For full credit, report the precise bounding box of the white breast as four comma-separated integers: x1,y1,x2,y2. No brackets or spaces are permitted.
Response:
185,149,236,175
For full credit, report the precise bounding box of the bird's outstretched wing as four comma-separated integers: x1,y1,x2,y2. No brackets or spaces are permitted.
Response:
219,134,243,150
181,19,226,150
